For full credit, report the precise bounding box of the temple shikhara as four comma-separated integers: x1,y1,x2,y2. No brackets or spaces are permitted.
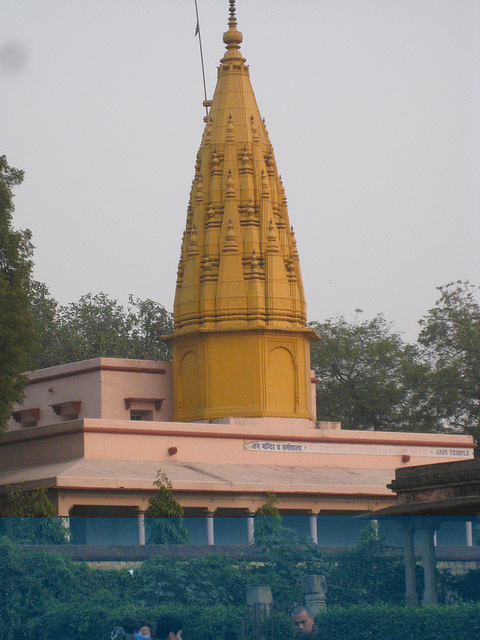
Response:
0,3,474,546
169,2,317,423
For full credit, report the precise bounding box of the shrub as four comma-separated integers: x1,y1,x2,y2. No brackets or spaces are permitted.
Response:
326,525,406,606
450,568,480,602
144,472,189,544
0,486,69,544
315,603,480,640
0,539,137,639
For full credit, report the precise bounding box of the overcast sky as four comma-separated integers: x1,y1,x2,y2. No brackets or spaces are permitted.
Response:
2,0,479,342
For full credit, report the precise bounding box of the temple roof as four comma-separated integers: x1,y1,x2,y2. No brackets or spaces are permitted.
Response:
173,3,307,334
0,458,395,498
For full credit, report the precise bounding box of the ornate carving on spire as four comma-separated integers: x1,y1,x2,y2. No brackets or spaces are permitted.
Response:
195,174,204,204
226,114,235,142
223,219,238,252
250,115,259,142
188,225,199,257
266,219,280,253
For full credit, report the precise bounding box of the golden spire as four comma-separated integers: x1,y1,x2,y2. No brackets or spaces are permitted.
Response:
174,4,306,333
169,3,317,422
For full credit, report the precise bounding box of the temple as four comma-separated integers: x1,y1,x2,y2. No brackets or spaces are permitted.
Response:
0,3,475,546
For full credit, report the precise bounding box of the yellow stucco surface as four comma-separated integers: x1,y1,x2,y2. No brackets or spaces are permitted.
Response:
172,329,316,421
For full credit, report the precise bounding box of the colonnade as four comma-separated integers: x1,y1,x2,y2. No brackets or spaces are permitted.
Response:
66,506,477,566
133,511,324,546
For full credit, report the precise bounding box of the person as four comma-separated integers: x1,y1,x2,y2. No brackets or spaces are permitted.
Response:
291,605,318,637
111,617,140,640
155,614,183,640
137,621,155,639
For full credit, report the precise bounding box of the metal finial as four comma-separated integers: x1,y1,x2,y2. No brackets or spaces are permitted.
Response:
229,0,236,21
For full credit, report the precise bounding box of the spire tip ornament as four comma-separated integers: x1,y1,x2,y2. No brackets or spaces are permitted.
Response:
223,0,242,50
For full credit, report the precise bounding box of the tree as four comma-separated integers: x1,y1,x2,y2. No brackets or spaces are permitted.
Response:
0,155,36,434
144,471,189,544
128,294,174,361
30,289,174,369
310,312,435,432
0,485,69,544
418,281,480,441
326,524,406,605
48,291,137,364
253,493,300,546
29,280,61,369
253,493,284,545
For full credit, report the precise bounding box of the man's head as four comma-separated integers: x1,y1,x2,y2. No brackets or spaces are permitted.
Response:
291,606,315,636
155,615,183,640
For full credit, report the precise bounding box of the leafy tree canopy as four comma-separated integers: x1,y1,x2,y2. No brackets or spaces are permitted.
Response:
418,281,480,440
30,286,173,369
0,155,36,433
5,485,55,517
0,486,69,544
310,312,434,432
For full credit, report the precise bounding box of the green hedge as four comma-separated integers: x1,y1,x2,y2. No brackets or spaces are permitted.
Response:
21,601,480,640
25,603,247,640
315,603,480,640
2,535,480,640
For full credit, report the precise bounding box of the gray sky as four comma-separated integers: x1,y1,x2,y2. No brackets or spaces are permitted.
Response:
2,0,479,342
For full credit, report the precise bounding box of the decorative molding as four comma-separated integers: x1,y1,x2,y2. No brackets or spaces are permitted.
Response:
124,398,165,411
12,408,40,423
50,401,81,416
28,364,166,386
0,423,474,456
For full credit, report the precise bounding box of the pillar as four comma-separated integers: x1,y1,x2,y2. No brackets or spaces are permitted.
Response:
247,513,255,545
247,586,273,625
247,585,273,607
301,575,328,614
309,514,318,544
421,527,438,604
60,516,71,543
206,511,215,546
137,510,146,546
400,525,418,606
466,521,473,547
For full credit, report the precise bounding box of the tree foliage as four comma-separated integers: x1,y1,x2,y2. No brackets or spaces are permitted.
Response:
5,485,56,517
253,493,289,545
310,312,433,432
144,471,189,544
326,524,407,606
30,287,173,369
310,284,480,440
0,155,36,433
418,281,480,440
0,486,69,544
1,531,480,639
